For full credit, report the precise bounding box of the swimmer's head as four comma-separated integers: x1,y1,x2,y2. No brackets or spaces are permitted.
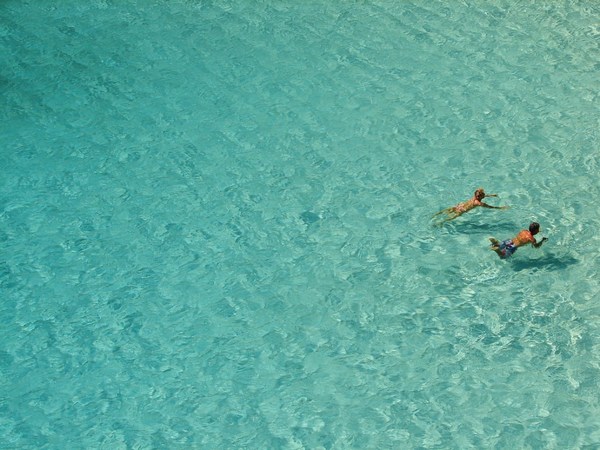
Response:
474,188,486,200
529,222,540,235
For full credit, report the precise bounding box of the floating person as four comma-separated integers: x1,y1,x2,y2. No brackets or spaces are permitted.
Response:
489,222,548,259
433,188,509,224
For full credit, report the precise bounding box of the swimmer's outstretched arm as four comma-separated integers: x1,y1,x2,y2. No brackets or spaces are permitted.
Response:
533,237,548,248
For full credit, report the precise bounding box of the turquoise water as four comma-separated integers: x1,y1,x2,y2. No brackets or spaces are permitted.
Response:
1,0,599,448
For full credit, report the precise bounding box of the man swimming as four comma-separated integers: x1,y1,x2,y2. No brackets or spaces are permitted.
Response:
433,188,509,223
489,222,548,259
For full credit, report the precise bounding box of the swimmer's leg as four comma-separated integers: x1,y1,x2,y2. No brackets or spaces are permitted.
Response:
441,211,461,223
432,207,455,218
433,211,460,226
492,247,505,258
489,238,506,258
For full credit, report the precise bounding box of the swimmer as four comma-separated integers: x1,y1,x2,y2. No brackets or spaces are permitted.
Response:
433,188,509,224
489,222,548,259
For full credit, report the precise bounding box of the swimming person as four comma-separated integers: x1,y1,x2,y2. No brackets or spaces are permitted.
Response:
489,222,548,259
433,188,509,224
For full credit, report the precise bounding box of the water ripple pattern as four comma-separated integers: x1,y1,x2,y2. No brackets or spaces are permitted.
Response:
1,1,599,448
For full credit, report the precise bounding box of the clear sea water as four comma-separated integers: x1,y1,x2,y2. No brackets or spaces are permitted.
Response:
1,1,599,448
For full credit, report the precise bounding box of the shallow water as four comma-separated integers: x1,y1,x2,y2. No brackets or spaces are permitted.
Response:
1,1,599,448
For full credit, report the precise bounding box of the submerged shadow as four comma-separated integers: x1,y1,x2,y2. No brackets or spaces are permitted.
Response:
510,253,579,272
438,220,520,234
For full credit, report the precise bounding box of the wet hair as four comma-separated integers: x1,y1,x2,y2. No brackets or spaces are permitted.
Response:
474,188,485,198
529,222,540,234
